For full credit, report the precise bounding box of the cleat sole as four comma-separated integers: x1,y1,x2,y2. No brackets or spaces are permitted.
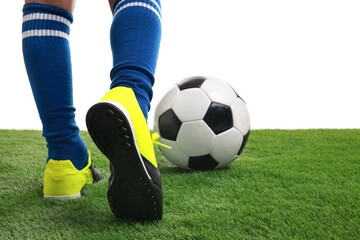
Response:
86,102,162,221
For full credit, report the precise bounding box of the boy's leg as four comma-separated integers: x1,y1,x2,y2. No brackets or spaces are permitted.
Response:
22,0,102,199
109,0,162,119
86,0,162,220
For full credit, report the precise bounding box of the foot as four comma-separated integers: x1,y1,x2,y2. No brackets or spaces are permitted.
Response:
43,154,103,199
86,87,163,221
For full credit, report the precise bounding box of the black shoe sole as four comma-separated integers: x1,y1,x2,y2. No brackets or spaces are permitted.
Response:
86,102,162,221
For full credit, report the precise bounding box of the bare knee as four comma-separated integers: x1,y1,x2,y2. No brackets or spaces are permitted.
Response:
24,0,75,12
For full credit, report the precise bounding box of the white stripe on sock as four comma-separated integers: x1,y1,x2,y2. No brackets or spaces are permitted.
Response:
149,0,161,13
23,12,71,27
113,2,161,22
22,12,71,39
22,29,69,39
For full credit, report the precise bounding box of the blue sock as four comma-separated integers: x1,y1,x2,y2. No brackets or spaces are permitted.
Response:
110,0,162,119
22,3,88,170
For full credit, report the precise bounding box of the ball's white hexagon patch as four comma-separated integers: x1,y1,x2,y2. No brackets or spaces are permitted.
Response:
159,138,190,169
177,120,215,156
232,98,251,135
201,77,237,106
172,88,211,122
211,128,243,164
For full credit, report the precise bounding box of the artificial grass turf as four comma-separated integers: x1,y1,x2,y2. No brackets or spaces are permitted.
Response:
0,129,359,239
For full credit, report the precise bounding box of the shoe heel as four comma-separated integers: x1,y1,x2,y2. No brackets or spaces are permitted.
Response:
43,160,91,199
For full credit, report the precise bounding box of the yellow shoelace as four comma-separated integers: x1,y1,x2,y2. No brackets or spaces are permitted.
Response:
151,132,172,149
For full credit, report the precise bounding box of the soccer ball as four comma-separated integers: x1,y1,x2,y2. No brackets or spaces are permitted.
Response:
153,76,250,170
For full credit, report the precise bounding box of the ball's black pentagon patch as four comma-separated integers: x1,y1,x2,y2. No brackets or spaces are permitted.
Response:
188,154,219,170
158,109,182,141
237,130,250,155
204,102,233,134
178,76,207,90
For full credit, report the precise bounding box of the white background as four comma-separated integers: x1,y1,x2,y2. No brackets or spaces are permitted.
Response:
1,0,359,130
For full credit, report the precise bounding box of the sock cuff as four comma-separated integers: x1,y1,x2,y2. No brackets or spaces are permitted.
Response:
22,3,73,40
112,0,161,20
23,3,73,22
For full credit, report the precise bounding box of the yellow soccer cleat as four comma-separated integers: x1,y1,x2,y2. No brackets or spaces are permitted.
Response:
43,155,103,199
86,87,163,221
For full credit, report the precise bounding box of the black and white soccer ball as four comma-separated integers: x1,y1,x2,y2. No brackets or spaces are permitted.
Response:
153,76,250,170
